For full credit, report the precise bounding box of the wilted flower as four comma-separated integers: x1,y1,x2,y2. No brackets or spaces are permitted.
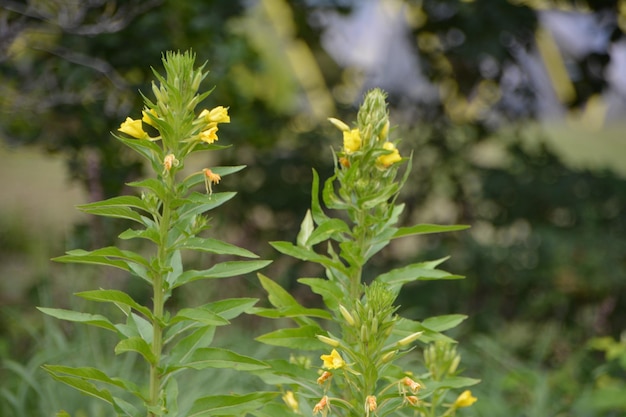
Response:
317,370,333,385
401,376,423,394
365,395,377,413
313,396,330,416
162,154,179,175
405,395,420,406
320,349,345,369
203,168,221,195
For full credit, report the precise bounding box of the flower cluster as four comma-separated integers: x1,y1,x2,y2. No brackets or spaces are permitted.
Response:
115,53,231,193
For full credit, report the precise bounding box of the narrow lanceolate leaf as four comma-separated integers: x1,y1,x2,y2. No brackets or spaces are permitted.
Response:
37,308,118,333
170,307,230,326
258,273,300,309
187,392,276,417
181,347,268,371
393,317,459,344
44,374,114,405
376,261,463,293
298,278,342,311
127,177,167,202
201,298,258,320
421,314,468,332
114,337,157,365
306,218,350,247
43,365,144,400
75,200,148,221
175,192,236,219
52,247,150,277
310,169,331,225
296,210,315,248
75,289,154,321
270,241,343,271
391,224,470,240
256,325,328,350
179,237,258,258
254,305,332,320
166,326,216,366
172,260,271,288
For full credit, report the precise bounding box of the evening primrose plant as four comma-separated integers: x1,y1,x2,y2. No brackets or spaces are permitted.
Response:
254,89,478,417
39,51,273,417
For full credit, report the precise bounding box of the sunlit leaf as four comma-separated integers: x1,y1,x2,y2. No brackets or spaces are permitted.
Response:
37,308,118,333
187,392,276,417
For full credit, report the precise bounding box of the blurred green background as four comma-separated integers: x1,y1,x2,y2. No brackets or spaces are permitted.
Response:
1,0,626,415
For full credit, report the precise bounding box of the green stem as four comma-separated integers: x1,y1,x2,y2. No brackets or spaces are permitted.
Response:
148,177,173,417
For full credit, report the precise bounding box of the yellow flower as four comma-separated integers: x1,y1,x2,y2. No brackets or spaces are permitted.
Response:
320,349,345,369
200,106,230,124
118,117,148,139
453,390,477,408
343,128,361,154
376,141,402,167
282,390,299,413
199,125,219,144
142,108,159,127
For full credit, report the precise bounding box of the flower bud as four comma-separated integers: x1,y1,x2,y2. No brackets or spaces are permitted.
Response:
380,350,397,363
328,117,350,132
317,335,340,347
339,305,356,326
397,331,423,347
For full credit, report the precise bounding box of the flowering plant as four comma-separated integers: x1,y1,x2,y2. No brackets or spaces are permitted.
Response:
39,51,272,417
254,89,478,417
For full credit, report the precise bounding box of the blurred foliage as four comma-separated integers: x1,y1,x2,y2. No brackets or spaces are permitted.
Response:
1,0,626,415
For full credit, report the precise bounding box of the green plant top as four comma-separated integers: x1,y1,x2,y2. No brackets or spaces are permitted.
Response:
39,50,272,417
254,88,478,417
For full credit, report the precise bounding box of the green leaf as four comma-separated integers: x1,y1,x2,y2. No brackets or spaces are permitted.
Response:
52,247,150,277
43,374,114,405
377,261,463,294
75,289,154,320
181,347,268,371
77,195,150,213
392,224,470,240
298,278,342,311
171,307,230,326
256,325,327,350
176,192,236,220
422,314,468,332
172,260,271,288
322,174,349,210
188,392,276,417
258,273,300,309
167,326,216,366
427,376,481,390
114,337,157,364
307,218,350,247
203,298,259,320
76,204,145,224
270,241,344,271
254,305,332,320
180,237,258,258
118,227,160,244
37,308,118,333
296,210,314,248
393,317,457,344
127,178,167,202
43,365,143,400
310,169,331,225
